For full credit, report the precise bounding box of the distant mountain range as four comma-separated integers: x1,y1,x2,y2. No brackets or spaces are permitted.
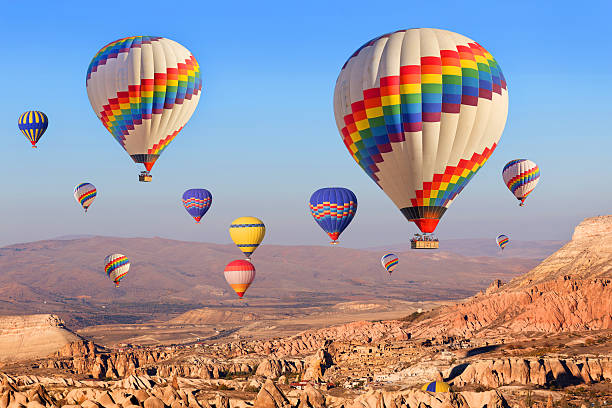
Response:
0,236,553,327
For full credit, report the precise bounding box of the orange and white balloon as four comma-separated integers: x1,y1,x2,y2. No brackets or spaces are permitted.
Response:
223,260,255,298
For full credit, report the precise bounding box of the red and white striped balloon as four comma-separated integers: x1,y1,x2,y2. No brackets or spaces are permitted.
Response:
224,260,256,298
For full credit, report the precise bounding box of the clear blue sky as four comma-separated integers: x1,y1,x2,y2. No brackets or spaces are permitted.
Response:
0,1,610,247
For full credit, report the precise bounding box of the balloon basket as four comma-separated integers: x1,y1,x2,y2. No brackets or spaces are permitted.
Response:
411,234,439,250
330,241,339,246
139,171,152,182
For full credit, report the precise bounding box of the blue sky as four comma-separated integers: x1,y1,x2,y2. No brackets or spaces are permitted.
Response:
0,1,610,247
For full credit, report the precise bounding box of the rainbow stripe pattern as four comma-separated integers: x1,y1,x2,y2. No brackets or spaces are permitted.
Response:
334,29,509,233
104,254,130,286
74,183,97,212
496,234,509,250
381,253,399,274
182,189,212,223
502,159,540,205
18,111,48,147
309,188,357,244
86,36,202,173
340,42,504,200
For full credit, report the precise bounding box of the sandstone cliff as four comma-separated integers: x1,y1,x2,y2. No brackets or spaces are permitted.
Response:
0,314,80,362
505,215,612,289
405,215,612,338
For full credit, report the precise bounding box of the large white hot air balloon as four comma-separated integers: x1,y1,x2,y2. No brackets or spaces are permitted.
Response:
86,36,202,182
334,28,508,235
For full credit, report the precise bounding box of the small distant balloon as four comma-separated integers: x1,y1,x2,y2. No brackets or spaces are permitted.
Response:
309,187,357,245
182,189,212,223
502,159,540,206
18,111,48,148
104,254,130,287
381,253,399,275
496,234,509,251
224,259,255,298
229,217,265,260
74,183,97,213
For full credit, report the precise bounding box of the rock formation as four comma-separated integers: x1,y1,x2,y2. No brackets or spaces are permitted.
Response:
0,314,80,362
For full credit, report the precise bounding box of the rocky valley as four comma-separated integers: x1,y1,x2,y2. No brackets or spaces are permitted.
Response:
0,216,610,407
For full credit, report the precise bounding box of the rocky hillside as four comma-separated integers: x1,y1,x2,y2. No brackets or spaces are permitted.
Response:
505,215,612,289
405,215,612,338
0,314,80,362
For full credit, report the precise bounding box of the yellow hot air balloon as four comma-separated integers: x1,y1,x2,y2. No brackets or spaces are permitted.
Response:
229,217,265,260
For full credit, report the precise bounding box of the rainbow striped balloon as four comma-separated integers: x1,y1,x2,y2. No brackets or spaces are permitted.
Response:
18,111,48,148
74,183,97,213
502,159,540,206
333,28,508,234
496,234,509,251
86,36,202,180
104,254,130,287
381,253,399,275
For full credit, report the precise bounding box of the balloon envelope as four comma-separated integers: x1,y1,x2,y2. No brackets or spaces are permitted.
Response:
74,183,97,212
309,187,357,244
104,254,130,287
18,111,48,148
421,381,450,393
496,234,509,250
229,217,265,259
502,159,540,205
381,253,399,274
224,259,255,298
333,28,508,233
86,36,202,176
182,189,212,223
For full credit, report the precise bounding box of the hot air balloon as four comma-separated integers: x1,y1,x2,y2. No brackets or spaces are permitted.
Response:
421,381,450,393
502,159,540,206
104,254,130,287
74,183,97,213
309,187,357,245
86,36,203,182
229,217,265,260
381,253,398,275
224,259,256,298
182,189,212,223
496,234,509,251
333,28,508,240
18,111,48,148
